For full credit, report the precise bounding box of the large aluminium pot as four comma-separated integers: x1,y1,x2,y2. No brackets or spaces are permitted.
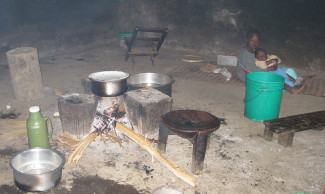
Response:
88,71,129,97
10,148,65,192
127,73,175,97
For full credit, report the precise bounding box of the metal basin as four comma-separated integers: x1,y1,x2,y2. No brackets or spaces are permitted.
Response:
88,71,129,97
10,148,65,192
127,73,174,96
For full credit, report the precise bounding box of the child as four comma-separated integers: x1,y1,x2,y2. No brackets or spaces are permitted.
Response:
254,48,313,95
255,48,282,70
255,48,304,86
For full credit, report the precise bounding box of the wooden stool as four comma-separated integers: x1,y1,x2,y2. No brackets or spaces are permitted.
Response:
123,88,172,135
263,110,325,147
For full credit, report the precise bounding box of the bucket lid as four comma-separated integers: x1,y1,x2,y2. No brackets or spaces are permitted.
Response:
29,106,40,113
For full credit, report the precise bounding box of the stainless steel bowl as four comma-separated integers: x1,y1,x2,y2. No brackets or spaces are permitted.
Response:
88,71,129,97
10,148,65,192
127,73,174,96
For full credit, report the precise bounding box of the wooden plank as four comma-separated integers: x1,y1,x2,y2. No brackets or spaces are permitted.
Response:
135,38,161,42
115,122,196,187
128,51,158,55
263,110,325,134
136,27,168,33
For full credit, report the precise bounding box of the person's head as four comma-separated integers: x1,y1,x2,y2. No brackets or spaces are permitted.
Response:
254,48,267,61
246,30,261,51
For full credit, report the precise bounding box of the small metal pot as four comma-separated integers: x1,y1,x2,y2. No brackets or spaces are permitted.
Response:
88,71,129,97
10,148,65,192
127,73,175,96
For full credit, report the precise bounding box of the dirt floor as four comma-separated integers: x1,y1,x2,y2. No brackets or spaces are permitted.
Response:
0,38,324,194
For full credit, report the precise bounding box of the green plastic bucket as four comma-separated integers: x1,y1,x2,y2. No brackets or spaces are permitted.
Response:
244,72,284,122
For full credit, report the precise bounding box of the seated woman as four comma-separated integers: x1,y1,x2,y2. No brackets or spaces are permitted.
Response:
236,30,266,82
254,48,314,95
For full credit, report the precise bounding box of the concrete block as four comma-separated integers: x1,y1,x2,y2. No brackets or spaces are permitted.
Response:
217,55,237,66
123,88,172,135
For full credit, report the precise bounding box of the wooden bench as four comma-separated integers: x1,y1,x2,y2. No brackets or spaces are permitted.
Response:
263,110,325,147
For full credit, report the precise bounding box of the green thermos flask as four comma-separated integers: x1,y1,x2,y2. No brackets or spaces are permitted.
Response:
27,106,53,148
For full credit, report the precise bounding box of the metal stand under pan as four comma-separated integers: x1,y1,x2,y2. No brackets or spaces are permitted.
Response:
158,110,225,174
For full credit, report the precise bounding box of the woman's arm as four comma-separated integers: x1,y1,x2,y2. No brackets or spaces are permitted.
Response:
239,50,265,72
237,48,265,82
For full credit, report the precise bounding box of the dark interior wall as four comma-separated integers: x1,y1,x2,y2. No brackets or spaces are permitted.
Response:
1,0,324,36
0,0,324,67
0,1,116,27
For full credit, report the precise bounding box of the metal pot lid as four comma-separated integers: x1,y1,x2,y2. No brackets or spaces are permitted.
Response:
89,71,129,82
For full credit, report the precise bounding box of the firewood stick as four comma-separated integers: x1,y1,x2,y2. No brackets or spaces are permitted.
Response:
71,134,96,163
68,134,89,163
73,133,98,163
68,132,98,164
68,140,84,164
115,122,196,187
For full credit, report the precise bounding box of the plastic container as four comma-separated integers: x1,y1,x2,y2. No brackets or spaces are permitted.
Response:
27,106,53,148
117,33,133,48
244,72,284,122
118,33,133,39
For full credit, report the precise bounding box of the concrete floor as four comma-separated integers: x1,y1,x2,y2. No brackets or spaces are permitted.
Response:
0,43,324,193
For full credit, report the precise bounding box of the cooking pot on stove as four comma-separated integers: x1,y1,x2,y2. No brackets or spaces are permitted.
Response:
88,71,129,97
127,73,174,97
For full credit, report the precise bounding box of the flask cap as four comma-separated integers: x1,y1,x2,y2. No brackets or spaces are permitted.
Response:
29,106,40,113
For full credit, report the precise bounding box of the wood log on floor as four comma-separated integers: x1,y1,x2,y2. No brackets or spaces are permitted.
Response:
58,93,97,138
123,88,172,135
6,47,44,101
